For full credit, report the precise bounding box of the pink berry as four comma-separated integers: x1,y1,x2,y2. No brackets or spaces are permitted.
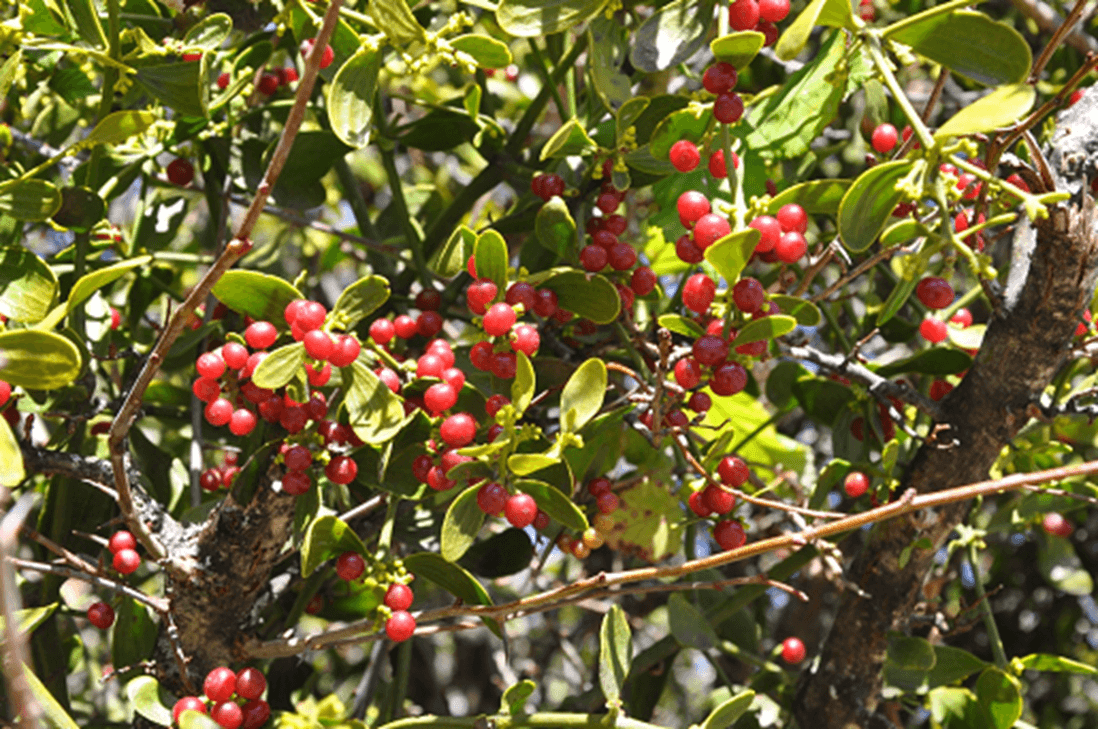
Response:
1042,512,1073,538
108,531,136,554
386,610,416,642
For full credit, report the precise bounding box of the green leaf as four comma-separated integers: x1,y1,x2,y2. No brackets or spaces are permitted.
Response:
52,186,105,233
432,225,477,277
598,604,632,706
704,228,761,285
515,479,588,531
886,634,936,670
649,104,710,162
1038,533,1094,595
0,330,81,390
112,597,157,668
0,247,57,323
496,0,609,36
475,229,509,290
367,0,426,43
511,351,535,415
791,376,857,426
332,275,389,330
66,0,106,48
179,711,221,729
212,270,304,325
975,667,1022,729
451,34,513,68
540,118,598,160
630,0,716,72
0,50,23,99
252,342,306,389
442,484,487,562
948,322,985,350
732,314,797,346
935,84,1035,139
616,97,650,140
880,218,927,248
0,179,63,221
928,686,979,726
459,528,534,578
668,593,719,649
769,295,821,326
0,415,24,486
327,47,381,149
82,110,155,148
775,0,856,60
535,196,576,259
926,646,988,688
701,690,756,729
838,160,913,252
127,676,173,726
766,360,810,411
270,131,353,209
560,358,607,432
884,9,1031,85
399,108,479,152
657,314,705,337
508,453,560,475
767,179,851,215
344,361,407,445
875,348,972,377
500,680,537,714
183,13,232,48
587,16,631,109
404,552,492,606
134,62,208,118
301,515,369,577
877,275,918,327
536,269,621,323
1017,653,1098,675
38,255,151,331
710,31,765,69
23,663,80,729
0,603,57,635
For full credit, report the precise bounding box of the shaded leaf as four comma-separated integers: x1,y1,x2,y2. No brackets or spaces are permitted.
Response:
1038,533,1094,595
135,62,208,118
66,0,106,47
668,593,718,649
500,680,536,714
327,47,381,149
599,604,632,705
460,528,534,578
0,179,63,221
512,351,535,415
534,196,575,259
926,646,988,687
536,270,620,324
769,295,821,326
874,348,972,377
630,0,716,72
368,0,425,43
838,160,914,252
404,552,492,606
184,13,232,48
975,667,1022,729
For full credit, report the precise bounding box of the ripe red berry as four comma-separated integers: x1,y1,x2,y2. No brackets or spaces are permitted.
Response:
631,266,657,297
301,38,334,69
702,62,738,94
200,468,221,491
482,303,517,337
235,667,267,701
369,318,395,345
678,191,711,225
781,636,807,664
919,317,948,343
776,203,808,234
732,278,766,314
915,277,954,309
303,330,335,361
580,244,608,272
929,380,953,401
416,311,443,338
477,482,508,515
241,700,270,729
204,667,237,703
108,531,136,554
221,342,249,370
211,701,243,729
257,72,280,95
504,493,539,528
693,214,731,249
729,0,760,30
173,696,208,723
687,391,711,412
196,352,226,379
703,483,736,514
717,455,749,486
326,455,358,485
335,552,366,581
511,324,540,356
217,72,231,89
87,601,115,629
0,380,10,407
871,123,898,154
113,548,141,575
385,583,414,611
674,358,703,389
669,140,701,172
229,408,257,436
608,242,637,271
1042,512,1073,538
713,519,746,551
440,413,476,447
596,491,620,514
758,0,790,21
386,610,416,642
688,490,712,518
843,471,869,498
693,335,729,367
682,273,717,314
424,382,459,414
244,321,278,350
283,470,311,495
393,315,418,339
775,231,807,263
950,308,973,328
490,351,517,379
533,289,559,318
749,215,781,252
284,445,312,471
675,234,704,263
713,92,744,124
166,158,195,186
708,149,738,179
205,398,233,427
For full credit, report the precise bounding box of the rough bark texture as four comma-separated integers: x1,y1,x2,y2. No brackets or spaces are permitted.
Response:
793,97,1098,727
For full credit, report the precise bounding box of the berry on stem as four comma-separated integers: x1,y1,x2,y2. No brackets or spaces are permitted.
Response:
113,549,141,575
669,140,700,172
87,601,115,629
204,667,237,703
385,583,415,611
781,636,807,664
844,471,869,498
386,610,416,642
335,552,366,581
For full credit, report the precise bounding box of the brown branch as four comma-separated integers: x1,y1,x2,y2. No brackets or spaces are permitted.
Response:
1028,0,1096,81
0,493,42,729
6,557,170,613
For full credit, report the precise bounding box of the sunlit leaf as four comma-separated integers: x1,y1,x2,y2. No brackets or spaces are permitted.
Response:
442,485,486,562
560,358,607,432
301,515,369,577
327,47,381,149
599,604,632,706
0,330,82,389
0,247,57,323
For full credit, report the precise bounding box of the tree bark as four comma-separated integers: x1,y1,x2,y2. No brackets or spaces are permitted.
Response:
793,97,1098,727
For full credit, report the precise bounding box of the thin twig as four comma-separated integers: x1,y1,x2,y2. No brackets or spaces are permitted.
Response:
6,558,170,613
0,493,42,729
1030,0,1094,82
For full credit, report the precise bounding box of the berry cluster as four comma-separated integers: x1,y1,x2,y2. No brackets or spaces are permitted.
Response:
728,0,791,42
686,456,749,550
108,529,141,575
200,451,241,492
555,478,620,560
333,552,418,642
173,666,269,729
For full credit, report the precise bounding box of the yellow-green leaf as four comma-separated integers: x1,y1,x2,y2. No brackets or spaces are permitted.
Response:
0,415,24,486
540,118,597,160
252,342,306,389
301,515,369,577
496,0,609,37
0,179,63,221
560,358,606,432
776,0,856,60
441,484,486,562
0,330,82,390
710,31,765,69
0,247,58,323
934,84,1035,140
327,47,381,149
704,228,760,285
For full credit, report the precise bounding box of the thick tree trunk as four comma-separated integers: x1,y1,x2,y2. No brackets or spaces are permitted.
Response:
793,98,1098,727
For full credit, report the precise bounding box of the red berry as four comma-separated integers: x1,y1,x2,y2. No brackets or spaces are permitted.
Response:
440,413,476,447
678,191,711,224
300,38,334,69
204,667,237,703
608,243,637,271
229,408,257,436
283,470,311,495
0,380,10,407
412,455,433,483
950,308,973,328
596,491,620,514
915,277,954,310
416,311,443,338
470,341,494,370
386,610,416,642
284,445,312,471
108,531,136,554
919,318,948,343
708,149,738,179
775,231,807,263
166,158,195,186
217,72,231,89
1042,512,1073,538
393,315,418,339
675,234,704,263
490,351,517,379
257,72,280,95
303,330,335,361
245,321,278,349
385,583,414,611
235,667,267,701
511,324,540,356
781,636,807,664
533,289,559,318
776,203,808,233
477,482,508,515
711,363,748,396
369,319,395,344
221,342,249,370
717,455,749,486
732,278,766,314
702,62,738,94
424,382,459,414
335,552,365,581
871,123,898,154
212,701,243,729
687,391,711,412
702,483,736,514
669,140,701,172
110,307,122,330
692,335,728,367
713,519,746,550
205,398,234,427
682,274,716,314
325,455,357,485
173,696,208,724
580,245,608,272
713,92,744,124
241,700,270,729
929,380,953,401
506,282,537,311
631,266,657,296
483,303,517,337
87,601,115,629
688,490,712,518
758,0,790,21
729,0,760,30
196,352,226,379
844,471,869,498
693,214,731,249
749,215,781,252
504,492,538,528
200,468,221,491
674,358,702,389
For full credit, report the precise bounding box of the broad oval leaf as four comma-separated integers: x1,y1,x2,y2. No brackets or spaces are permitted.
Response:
767,179,851,215
38,255,151,331
459,528,534,578
252,342,306,389
705,228,761,285
327,47,381,149
515,479,588,531
332,275,389,330
301,515,369,577
0,330,81,389
886,634,937,670
537,270,620,323
732,314,797,345
701,690,756,729
344,361,407,445
668,593,720,649
497,0,609,37
404,551,492,606
368,0,426,43
534,196,576,259
935,84,1035,140
83,110,156,148
540,118,598,160
511,351,535,415
508,453,559,475
0,415,23,486
560,358,607,432
630,0,716,72
975,667,1022,729
134,62,208,118
926,646,988,688
876,275,919,327
598,604,632,706
442,484,486,562
179,711,221,729
884,9,1031,85
0,179,63,221
184,13,232,48
710,31,765,69
769,295,821,326
838,160,913,252
657,314,705,337
451,34,513,68
776,0,856,60
501,680,537,714
126,676,173,726
212,270,304,325
0,247,57,323
475,229,509,290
